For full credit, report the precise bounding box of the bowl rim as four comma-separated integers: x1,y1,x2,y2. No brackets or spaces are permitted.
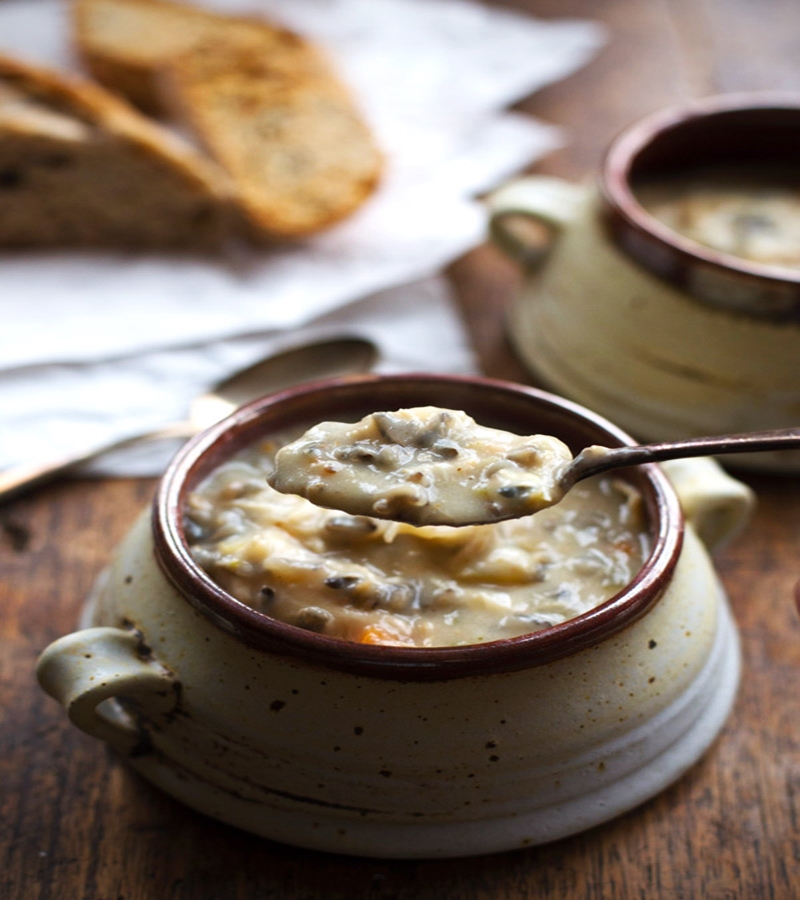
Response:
598,92,800,319
152,373,684,681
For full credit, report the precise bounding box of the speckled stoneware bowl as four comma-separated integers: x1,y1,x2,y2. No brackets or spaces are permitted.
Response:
36,374,754,858
490,94,800,472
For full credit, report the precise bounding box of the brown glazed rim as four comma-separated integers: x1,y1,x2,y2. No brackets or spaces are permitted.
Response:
152,374,683,681
598,92,800,318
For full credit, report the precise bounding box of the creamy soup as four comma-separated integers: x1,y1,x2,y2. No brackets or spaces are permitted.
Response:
269,407,574,527
636,165,800,268
184,428,649,648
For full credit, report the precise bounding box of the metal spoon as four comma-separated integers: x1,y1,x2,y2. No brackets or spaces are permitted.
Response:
271,422,800,527
0,335,378,504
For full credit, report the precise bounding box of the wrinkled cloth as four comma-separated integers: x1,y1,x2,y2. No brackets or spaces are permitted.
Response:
0,0,604,475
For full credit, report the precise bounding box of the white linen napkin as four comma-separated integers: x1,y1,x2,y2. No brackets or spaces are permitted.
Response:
0,0,604,476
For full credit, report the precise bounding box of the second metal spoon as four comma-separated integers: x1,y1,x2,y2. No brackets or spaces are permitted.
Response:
0,335,378,504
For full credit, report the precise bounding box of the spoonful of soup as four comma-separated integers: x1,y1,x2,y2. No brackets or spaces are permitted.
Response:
269,406,800,527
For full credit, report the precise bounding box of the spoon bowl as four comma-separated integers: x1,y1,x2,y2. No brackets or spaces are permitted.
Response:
187,336,378,431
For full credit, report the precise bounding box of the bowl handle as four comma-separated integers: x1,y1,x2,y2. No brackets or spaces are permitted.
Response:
660,457,756,552
36,626,179,754
487,175,585,267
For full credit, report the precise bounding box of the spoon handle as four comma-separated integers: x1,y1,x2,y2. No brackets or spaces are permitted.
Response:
0,422,195,506
567,426,800,486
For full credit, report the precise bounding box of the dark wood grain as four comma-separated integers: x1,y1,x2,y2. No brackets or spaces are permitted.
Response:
3,2,800,898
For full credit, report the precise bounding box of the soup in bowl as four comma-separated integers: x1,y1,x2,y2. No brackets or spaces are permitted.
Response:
184,405,649,648
36,374,752,857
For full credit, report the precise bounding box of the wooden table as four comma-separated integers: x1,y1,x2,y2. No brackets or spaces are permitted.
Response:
3,2,799,897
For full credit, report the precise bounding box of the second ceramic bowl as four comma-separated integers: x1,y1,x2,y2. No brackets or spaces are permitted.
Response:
491,94,800,470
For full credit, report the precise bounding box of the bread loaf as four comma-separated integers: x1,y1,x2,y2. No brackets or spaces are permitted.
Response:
72,0,383,240
0,53,232,249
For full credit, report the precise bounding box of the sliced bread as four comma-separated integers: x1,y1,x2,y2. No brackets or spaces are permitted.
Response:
162,30,383,239
72,0,383,239
0,54,232,249
72,0,265,115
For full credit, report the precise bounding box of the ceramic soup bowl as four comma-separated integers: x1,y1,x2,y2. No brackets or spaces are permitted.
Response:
490,93,800,472
36,374,754,858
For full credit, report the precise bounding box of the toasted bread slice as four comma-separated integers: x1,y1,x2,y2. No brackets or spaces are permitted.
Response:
0,54,232,249
72,0,383,239
163,31,383,239
72,0,264,115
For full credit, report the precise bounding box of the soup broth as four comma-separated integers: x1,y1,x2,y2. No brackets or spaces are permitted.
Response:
184,424,650,648
636,165,800,268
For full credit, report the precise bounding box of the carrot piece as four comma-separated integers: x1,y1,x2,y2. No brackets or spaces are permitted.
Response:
358,623,413,646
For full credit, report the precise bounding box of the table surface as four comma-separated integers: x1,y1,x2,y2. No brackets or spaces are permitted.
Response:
3,1,800,898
